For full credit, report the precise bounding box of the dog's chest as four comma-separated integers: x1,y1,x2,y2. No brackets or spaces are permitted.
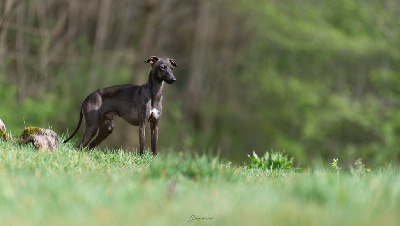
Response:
150,108,160,119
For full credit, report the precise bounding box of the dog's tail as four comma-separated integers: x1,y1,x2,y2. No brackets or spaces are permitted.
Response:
63,106,83,144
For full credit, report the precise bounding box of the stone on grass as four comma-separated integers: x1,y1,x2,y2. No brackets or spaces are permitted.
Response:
0,118,6,141
20,127,59,151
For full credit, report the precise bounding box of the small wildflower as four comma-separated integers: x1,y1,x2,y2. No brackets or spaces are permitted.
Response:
331,158,341,174
352,158,371,175
331,158,339,168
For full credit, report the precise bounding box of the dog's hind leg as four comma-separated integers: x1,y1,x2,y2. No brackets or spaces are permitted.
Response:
77,125,98,149
88,111,115,149
77,113,99,149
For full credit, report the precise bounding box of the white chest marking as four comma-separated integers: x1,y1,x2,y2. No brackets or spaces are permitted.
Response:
150,108,160,119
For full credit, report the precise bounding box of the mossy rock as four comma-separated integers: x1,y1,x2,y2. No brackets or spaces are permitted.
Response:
0,130,7,141
20,127,59,151
20,127,41,141
0,118,5,132
0,118,6,141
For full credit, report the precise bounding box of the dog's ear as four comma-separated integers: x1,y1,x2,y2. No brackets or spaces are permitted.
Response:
169,59,177,67
144,56,159,64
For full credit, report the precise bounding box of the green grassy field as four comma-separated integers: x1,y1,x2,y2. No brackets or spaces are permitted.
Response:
0,137,399,226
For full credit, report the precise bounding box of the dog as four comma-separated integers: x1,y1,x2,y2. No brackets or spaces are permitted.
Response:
63,56,177,155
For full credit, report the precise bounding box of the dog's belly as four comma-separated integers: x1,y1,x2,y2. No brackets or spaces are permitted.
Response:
122,117,139,126
102,98,140,126
119,111,139,126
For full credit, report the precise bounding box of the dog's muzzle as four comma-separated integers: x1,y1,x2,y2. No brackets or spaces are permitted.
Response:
166,77,176,84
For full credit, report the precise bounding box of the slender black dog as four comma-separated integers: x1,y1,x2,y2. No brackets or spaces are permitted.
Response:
63,56,177,155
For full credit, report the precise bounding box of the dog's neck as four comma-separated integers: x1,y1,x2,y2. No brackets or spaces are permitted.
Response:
147,68,164,108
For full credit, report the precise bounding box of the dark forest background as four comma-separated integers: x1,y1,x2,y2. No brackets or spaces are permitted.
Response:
0,0,399,166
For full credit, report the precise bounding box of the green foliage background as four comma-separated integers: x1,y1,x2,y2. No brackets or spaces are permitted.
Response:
0,0,399,166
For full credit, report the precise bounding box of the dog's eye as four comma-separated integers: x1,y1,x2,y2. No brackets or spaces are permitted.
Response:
161,65,166,70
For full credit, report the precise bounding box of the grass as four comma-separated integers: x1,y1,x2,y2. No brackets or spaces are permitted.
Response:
0,137,399,226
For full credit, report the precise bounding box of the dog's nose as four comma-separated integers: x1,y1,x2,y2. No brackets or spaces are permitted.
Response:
167,77,176,84
165,77,176,84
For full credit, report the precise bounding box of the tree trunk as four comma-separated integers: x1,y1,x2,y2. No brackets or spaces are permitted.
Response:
87,0,112,91
184,1,212,128
15,1,26,103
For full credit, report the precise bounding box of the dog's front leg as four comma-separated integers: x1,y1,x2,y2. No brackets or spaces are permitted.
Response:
150,120,159,155
139,122,145,155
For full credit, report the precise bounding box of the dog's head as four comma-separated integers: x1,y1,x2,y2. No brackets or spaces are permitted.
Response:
145,56,177,84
